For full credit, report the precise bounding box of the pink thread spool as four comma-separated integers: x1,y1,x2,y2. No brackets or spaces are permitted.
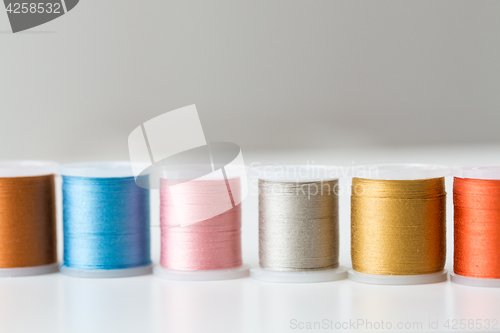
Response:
153,165,250,281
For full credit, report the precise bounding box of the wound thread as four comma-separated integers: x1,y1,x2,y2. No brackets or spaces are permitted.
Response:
351,177,446,276
258,179,339,272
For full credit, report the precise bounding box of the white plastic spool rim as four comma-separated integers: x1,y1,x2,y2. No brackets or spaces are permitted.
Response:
60,265,153,278
0,263,60,277
59,161,145,178
348,269,448,285
153,265,250,281
0,160,58,178
250,266,348,283
351,163,450,180
451,164,500,180
157,163,247,181
254,165,342,182
450,272,500,288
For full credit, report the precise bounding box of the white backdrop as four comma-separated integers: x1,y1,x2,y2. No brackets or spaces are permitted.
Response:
1,1,500,162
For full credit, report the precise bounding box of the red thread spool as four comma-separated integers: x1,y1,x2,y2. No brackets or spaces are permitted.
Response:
452,165,500,287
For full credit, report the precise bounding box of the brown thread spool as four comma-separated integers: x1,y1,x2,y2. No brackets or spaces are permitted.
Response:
0,161,59,277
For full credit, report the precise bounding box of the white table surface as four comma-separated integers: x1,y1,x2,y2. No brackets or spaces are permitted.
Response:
2,145,500,333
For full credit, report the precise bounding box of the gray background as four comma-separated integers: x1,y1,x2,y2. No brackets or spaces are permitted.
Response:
1,0,499,161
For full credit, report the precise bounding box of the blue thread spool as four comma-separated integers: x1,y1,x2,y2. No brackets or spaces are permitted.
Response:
60,161,152,278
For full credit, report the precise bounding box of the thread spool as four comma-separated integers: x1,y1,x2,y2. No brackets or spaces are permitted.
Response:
451,165,500,287
349,163,449,285
60,161,152,278
250,165,347,283
0,161,59,277
153,165,250,281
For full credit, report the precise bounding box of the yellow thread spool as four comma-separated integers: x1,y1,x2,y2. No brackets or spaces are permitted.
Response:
348,164,449,285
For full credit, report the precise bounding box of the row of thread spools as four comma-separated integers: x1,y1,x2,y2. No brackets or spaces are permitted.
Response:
0,161,498,287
